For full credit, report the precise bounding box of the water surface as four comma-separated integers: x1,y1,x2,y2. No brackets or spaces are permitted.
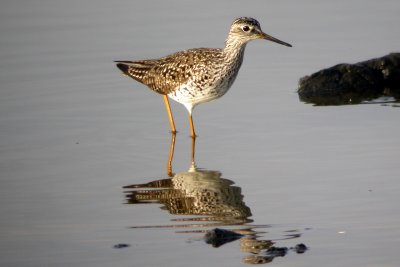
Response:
1,1,399,266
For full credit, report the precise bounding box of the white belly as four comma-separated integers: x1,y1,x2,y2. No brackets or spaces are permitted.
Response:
167,76,235,113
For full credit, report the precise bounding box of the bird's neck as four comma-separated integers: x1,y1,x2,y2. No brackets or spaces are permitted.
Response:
223,36,247,68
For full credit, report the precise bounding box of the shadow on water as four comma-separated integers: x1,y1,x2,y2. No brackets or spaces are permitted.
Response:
298,94,400,106
122,135,308,264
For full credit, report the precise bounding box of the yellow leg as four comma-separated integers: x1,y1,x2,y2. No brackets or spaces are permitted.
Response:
188,112,197,138
167,132,176,177
163,95,177,134
190,134,196,163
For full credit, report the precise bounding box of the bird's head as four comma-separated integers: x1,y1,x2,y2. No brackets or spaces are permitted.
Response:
228,17,292,47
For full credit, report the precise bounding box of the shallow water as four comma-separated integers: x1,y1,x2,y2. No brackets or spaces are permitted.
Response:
1,1,400,266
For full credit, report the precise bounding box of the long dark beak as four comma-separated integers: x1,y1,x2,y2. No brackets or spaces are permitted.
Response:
259,31,292,47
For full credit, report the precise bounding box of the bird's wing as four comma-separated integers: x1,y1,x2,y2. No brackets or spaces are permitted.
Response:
115,48,222,95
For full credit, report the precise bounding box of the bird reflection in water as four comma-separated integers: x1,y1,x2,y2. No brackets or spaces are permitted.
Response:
123,135,307,264
124,135,252,226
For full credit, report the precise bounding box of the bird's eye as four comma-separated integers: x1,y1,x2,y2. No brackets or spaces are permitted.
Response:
242,26,250,32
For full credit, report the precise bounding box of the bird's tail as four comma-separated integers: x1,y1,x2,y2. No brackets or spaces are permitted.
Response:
114,60,157,83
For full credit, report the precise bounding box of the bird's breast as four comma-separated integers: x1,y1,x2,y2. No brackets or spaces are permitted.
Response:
167,73,236,108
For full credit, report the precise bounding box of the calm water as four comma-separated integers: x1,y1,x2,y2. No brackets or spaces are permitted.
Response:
1,1,399,266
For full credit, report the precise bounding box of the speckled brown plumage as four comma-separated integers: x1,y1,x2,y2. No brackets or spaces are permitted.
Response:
116,49,225,96
116,17,291,137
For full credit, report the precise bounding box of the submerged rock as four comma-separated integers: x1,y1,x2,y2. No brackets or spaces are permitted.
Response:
204,228,243,247
265,246,288,257
113,243,130,249
293,243,308,254
242,244,308,264
298,53,400,105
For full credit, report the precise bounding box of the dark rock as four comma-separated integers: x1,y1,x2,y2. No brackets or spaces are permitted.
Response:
298,53,400,105
204,228,243,247
113,243,130,249
293,243,308,253
243,243,308,263
362,53,400,98
265,246,288,257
